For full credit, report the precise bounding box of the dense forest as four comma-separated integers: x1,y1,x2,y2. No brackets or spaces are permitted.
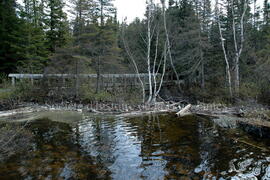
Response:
0,0,270,105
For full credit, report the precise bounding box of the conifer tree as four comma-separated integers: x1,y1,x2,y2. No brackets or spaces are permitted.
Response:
264,0,270,26
0,0,25,73
94,0,118,92
17,0,49,73
45,0,69,52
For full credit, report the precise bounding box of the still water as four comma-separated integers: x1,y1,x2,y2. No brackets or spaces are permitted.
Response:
0,111,270,179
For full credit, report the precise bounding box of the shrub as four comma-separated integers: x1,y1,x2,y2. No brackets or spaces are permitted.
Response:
81,85,112,102
0,89,15,101
239,82,260,100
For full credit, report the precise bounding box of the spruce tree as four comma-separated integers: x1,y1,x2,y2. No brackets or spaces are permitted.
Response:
264,0,270,26
94,0,118,92
17,0,49,73
45,0,69,52
0,0,25,73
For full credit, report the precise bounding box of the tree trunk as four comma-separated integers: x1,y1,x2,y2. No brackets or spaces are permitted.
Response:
201,59,205,89
198,23,205,89
96,56,101,93
75,58,79,98
147,5,153,103
231,0,247,96
121,25,146,103
152,30,159,103
176,104,192,117
161,1,182,92
154,40,167,100
216,0,233,98
234,59,240,95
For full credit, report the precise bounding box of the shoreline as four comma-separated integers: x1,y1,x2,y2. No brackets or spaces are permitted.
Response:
0,101,268,118
0,101,181,119
1,102,269,137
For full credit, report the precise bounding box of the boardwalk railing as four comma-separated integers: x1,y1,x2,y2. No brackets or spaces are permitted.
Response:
8,73,161,88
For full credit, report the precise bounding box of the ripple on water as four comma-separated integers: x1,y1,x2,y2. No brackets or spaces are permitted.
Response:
0,113,270,179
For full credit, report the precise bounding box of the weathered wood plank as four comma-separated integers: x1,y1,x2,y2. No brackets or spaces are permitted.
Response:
8,73,183,89
8,73,158,79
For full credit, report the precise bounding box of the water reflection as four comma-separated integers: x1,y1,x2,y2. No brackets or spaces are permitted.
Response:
0,112,270,179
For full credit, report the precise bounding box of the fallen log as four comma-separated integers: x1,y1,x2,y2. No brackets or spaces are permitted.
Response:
232,137,269,152
176,104,192,117
116,109,176,118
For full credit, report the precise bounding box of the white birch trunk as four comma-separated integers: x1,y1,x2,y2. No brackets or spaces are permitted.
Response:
147,3,153,103
216,0,233,97
121,25,146,103
152,31,159,103
155,40,168,99
231,0,247,95
161,0,181,91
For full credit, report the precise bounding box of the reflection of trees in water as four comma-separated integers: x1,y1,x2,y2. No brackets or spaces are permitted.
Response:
76,116,115,164
77,114,168,179
161,115,201,179
3,114,270,179
128,114,202,179
0,118,110,179
0,121,32,162
195,119,220,179
194,118,265,179
138,114,168,179
77,116,143,179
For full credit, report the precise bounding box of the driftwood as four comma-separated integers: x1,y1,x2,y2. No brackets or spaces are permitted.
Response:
116,109,175,118
0,107,39,118
176,104,192,117
232,137,269,152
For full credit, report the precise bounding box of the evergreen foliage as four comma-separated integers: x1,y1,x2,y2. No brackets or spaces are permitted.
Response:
0,0,269,103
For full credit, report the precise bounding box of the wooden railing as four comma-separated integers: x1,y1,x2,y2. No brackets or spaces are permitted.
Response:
8,73,161,87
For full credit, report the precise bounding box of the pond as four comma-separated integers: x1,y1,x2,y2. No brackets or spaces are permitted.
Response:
0,111,270,179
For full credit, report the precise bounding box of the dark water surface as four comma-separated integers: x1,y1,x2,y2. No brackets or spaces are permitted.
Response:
0,112,270,179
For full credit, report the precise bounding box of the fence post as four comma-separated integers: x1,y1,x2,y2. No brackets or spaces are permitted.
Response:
11,77,15,86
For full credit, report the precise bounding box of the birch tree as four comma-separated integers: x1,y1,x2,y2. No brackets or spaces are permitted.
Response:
121,22,146,103
146,0,168,103
146,0,153,103
215,0,233,97
121,1,168,104
231,0,248,95
160,0,182,91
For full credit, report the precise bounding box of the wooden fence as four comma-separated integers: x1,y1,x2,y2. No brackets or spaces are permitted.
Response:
8,74,164,90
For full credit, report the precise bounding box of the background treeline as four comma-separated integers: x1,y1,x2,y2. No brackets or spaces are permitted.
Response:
0,0,269,104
